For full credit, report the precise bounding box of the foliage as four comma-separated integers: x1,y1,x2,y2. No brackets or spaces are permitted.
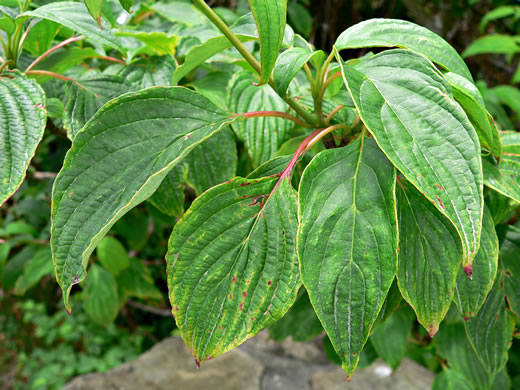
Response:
0,0,519,388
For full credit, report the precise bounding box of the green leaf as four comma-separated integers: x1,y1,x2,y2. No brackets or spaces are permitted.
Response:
491,370,511,390
63,75,136,140
369,305,414,370
273,47,322,96
247,155,291,179
432,369,476,390
0,70,47,207
96,236,130,276
33,47,101,78
148,2,204,26
298,137,397,377
46,97,64,119
492,86,520,117
480,6,520,32
483,132,520,203
0,13,15,35
183,127,237,195
117,258,162,300
24,2,124,53
166,176,300,364
189,72,231,110
248,0,287,84
436,323,494,390
119,0,132,13
337,49,483,272
396,178,462,336
115,31,178,57
268,290,323,342
500,225,520,317
287,2,312,37
51,87,238,312
444,72,501,158
463,35,520,58
117,56,176,89
335,18,472,81
228,72,292,166
85,0,103,28
464,277,515,374
454,207,499,319
373,279,402,327
148,167,185,218
14,247,53,295
23,19,61,57
83,264,119,326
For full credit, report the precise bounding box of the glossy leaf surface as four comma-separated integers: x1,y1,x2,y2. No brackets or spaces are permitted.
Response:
51,87,238,311
167,176,300,364
338,49,483,271
298,137,397,376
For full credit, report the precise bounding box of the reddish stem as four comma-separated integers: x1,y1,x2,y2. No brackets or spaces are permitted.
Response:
25,70,74,82
25,35,85,73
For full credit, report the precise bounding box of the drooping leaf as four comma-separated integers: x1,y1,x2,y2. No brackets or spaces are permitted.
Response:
0,70,47,206
335,18,472,81
22,19,61,57
464,277,515,374
148,167,185,218
51,87,239,312
396,178,462,336
96,236,130,276
432,369,476,390
166,176,300,364
119,0,132,13
369,305,414,370
83,264,120,326
268,290,323,342
444,72,501,158
248,0,288,84
272,47,322,96
463,35,520,58
298,137,397,377
454,207,499,319
24,2,124,53
183,127,237,195
85,0,103,28
0,14,14,35
117,258,162,300
337,49,483,272
228,72,292,167
500,225,520,317
436,323,495,390
63,75,136,140
117,56,176,89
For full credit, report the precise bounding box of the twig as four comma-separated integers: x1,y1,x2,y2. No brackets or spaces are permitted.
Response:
127,300,171,317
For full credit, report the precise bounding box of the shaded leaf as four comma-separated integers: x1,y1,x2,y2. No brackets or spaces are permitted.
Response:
96,236,130,276
118,258,162,300
500,225,520,317
432,369,476,390
463,35,520,58
83,264,119,326
148,167,185,218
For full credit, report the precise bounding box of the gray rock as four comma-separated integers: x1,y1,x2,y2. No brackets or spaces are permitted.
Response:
64,332,434,390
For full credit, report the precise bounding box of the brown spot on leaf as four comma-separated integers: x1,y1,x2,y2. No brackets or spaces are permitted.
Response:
229,294,233,300
232,275,237,282
218,325,222,330
184,133,192,140
69,191,73,200
248,195,266,207
239,303,243,311
240,182,251,187
436,184,443,191
464,264,473,279
436,196,445,210
242,291,247,297
267,280,272,286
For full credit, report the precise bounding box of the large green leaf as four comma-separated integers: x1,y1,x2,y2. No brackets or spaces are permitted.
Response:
500,225,520,317
183,128,237,195
334,19,472,81
63,75,136,140
24,2,124,53
436,323,495,390
337,49,483,272
228,72,292,167
396,179,462,335
454,207,499,319
51,87,238,312
463,35,520,58
166,176,300,364
22,19,61,57
483,131,520,203
298,137,397,377
0,70,47,206
369,305,414,370
83,264,120,326
248,0,287,84
465,277,515,374
444,72,501,158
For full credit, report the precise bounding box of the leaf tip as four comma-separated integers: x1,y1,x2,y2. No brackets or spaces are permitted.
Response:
463,264,473,279
428,324,439,337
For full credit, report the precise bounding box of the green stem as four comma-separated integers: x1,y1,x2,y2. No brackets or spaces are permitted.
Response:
192,0,317,125
235,111,313,128
0,60,14,72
